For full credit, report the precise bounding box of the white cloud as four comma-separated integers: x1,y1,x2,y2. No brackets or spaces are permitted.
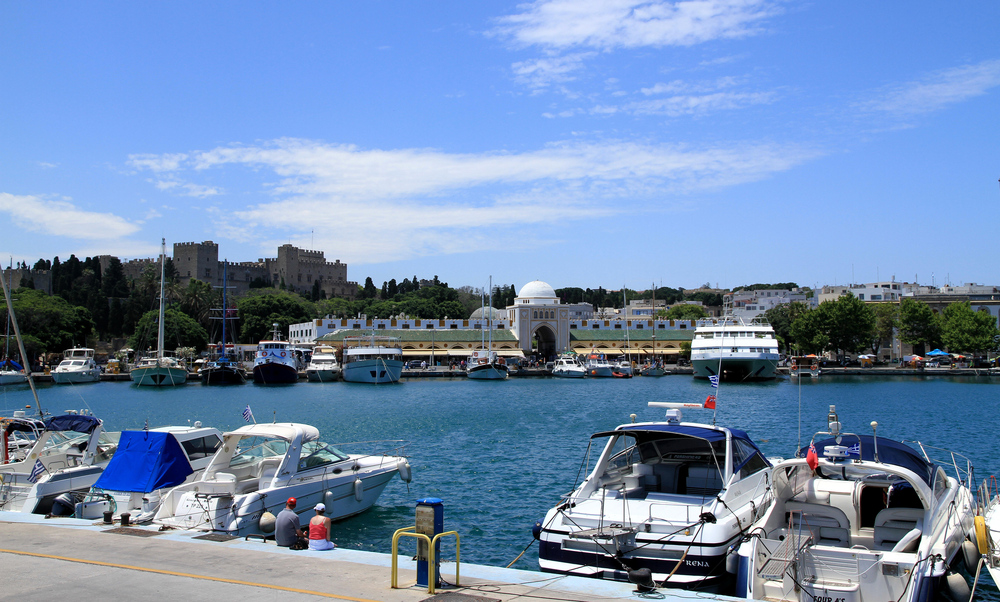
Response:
495,0,780,50
131,138,820,263
862,59,1000,116
152,178,222,198
37,161,58,169
626,90,776,116
0,193,141,239
511,52,596,90
127,153,189,172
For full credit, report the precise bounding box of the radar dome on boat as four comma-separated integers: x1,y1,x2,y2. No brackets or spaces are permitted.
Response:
517,280,556,299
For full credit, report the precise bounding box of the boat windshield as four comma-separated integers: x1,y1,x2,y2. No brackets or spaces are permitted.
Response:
297,441,349,470
231,437,290,466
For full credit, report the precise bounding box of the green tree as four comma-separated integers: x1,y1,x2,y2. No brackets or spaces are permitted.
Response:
819,293,876,355
6,288,94,358
870,303,899,356
941,301,1000,355
665,304,708,320
128,308,209,352
237,290,316,343
898,298,942,353
362,277,378,299
789,309,829,354
764,301,810,354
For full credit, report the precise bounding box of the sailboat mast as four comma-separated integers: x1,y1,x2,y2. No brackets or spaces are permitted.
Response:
487,275,493,355
221,260,228,359
157,238,166,362
0,262,42,416
3,261,10,360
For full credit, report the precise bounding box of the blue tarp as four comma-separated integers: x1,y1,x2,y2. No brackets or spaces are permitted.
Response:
926,349,949,356
94,430,193,493
1,359,23,370
801,435,934,485
45,414,102,433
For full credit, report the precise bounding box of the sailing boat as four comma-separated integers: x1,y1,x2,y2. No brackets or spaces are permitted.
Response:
641,283,667,376
200,261,246,385
0,263,27,385
612,287,633,377
130,239,188,386
467,276,508,380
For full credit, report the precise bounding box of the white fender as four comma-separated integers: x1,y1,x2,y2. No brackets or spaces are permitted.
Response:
961,539,979,572
945,571,970,602
397,459,412,483
354,478,364,502
259,511,276,534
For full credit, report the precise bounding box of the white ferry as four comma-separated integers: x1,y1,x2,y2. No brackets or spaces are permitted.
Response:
690,316,779,381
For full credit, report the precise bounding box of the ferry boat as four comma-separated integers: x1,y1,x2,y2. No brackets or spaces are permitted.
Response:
51,348,101,384
690,316,779,381
305,345,341,382
341,334,403,384
154,422,412,535
252,323,300,384
536,401,774,592
737,405,976,602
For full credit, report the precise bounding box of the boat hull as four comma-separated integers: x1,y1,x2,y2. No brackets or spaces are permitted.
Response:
342,359,403,384
51,369,101,384
252,362,298,384
306,368,341,382
130,366,188,386
691,357,777,381
200,365,247,385
585,366,614,377
0,371,28,385
552,368,586,378
467,363,509,380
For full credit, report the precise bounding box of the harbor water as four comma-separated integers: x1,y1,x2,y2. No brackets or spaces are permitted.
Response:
3,375,999,594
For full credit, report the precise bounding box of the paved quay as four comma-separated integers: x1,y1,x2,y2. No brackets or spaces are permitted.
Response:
0,512,720,602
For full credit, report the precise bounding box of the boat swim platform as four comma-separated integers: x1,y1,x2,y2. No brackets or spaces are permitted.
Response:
0,511,732,602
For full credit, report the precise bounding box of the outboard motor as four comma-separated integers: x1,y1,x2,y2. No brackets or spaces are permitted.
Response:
50,492,78,517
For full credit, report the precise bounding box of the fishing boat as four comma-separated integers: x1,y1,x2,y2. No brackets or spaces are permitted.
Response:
80,424,224,522
130,239,188,387
201,262,246,385
535,401,774,592
551,354,586,378
737,405,977,602
51,348,101,384
690,315,780,381
341,334,403,384
583,351,615,377
154,422,412,535
467,277,508,381
0,412,119,515
305,345,341,382
252,323,300,384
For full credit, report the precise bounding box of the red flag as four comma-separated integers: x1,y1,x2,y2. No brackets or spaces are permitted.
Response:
704,395,716,409
806,443,819,470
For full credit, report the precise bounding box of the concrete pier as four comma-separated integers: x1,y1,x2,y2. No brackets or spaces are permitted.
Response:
0,512,712,601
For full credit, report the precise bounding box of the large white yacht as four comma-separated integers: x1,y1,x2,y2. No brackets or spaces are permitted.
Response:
551,354,586,378
536,402,774,592
51,348,101,384
305,345,341,382
690,316,780,381
341,334,403,384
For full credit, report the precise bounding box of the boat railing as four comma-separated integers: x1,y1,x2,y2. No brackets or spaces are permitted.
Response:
331,439,408,464
976,476,999,515
905,441,974,488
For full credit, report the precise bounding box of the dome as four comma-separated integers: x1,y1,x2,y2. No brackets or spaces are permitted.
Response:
470,306,503,320
517,280,557,299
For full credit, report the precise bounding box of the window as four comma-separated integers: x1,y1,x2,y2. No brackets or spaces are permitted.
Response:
181,434,223,460
204,268,211,278
402,324,410,329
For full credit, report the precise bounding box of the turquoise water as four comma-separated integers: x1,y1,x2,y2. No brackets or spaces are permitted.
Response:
3,375,999,591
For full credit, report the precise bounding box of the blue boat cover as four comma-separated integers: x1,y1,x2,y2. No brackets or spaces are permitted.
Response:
94,430,193,493
1,359,24,370
801,435,933,485
45,414,101,433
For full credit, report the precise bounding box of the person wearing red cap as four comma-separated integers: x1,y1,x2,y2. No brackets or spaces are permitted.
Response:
275,497,306,548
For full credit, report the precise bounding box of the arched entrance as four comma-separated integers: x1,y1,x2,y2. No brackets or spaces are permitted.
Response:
533,325,556,361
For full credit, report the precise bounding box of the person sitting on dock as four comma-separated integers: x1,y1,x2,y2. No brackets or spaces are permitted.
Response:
275,497,307,549
308,503,336,550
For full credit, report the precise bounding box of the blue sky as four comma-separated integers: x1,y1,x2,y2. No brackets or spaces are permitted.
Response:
2,1,998,292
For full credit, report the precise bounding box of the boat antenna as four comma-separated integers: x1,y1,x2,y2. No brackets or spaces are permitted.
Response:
870,421,879,462
0,263,43,417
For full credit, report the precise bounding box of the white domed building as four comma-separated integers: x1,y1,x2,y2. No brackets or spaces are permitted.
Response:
507,280,593,360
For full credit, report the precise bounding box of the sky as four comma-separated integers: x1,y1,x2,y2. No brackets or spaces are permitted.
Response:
2,1,998,293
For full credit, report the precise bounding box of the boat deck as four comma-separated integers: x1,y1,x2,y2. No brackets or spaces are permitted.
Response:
0,511,726,601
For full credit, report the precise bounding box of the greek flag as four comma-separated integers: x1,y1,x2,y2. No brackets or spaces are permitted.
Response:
28,459,45,483
242,405,254,423
709,375,719,388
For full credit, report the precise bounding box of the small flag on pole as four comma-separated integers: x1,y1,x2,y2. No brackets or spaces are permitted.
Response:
704,395,717,409
28,459,45,483
242,405,254,423
709,375,719,388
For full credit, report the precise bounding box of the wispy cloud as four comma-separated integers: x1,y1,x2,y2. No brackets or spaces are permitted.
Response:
131,137,819,263
581,76,777,117
128,153,189,173
861,59,1000,116
0,193,141,239
495,0,780,50
37,161,58,169
152,179,222,198
511,52,596,90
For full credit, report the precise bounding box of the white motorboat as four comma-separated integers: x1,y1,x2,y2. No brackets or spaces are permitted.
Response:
0,413,119,515
252,323,300,384
131,239,188,387
737,405,976,602
2,413,44,463
341,334,403,384
306,345,341,382
536,402,775,592
582,352,615,378
51,348,101,384
81,424,224,522
0,359,27,386
552,354,586,378
154,422,412,535
976,477,1000,586
691,315,780,381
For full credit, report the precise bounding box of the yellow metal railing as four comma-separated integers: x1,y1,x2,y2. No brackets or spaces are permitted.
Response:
390,526,460,595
